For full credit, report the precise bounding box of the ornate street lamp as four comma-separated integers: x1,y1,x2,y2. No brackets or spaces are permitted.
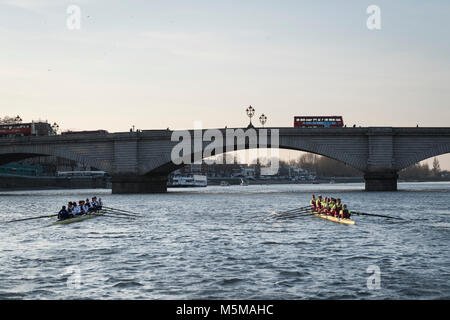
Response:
259,114,267,127
246,105,255,128
52,122,59,134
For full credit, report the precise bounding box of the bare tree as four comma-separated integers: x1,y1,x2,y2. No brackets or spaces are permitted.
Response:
432,157,441,176
0,115,22,124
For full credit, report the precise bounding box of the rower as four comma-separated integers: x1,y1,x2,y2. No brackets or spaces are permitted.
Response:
310,195,316,210
67,202,73,214
72,202,80,216
329,199,335,216
320,197,330,214
97,197,103,209
93,197,100,209
340,205,351,219
318,197,326,213
326,198,334,216
335,199,342,217
328,198,335,216
328,198,336,217
88,197,97,212
57,206,71,220
78,200,87,214
319,196,327,213
315,195,322,211
83,200,90,214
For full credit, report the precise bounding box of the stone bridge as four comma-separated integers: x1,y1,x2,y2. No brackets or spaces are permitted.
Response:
0,127,449,193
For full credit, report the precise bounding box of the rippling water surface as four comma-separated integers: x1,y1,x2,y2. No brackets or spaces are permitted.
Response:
1,182,449,299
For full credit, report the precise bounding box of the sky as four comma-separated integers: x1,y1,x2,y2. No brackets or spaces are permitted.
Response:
1,0,449,168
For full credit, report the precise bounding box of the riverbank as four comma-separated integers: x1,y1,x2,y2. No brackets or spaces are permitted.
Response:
2,174,450,191
208,176,365,185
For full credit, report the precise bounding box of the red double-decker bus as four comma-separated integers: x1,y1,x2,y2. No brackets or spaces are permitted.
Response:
294,116,344,128
0,122,54,138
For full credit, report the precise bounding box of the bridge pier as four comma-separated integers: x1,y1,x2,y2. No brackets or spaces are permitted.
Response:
111,175,167,194
364,171,398,191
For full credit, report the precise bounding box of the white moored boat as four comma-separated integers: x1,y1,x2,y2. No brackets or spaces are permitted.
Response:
168,174,207,187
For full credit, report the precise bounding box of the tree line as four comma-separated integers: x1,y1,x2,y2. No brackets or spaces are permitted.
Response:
398,158,447,179
285,153,362,177
212,152,448,179
286,154,446,179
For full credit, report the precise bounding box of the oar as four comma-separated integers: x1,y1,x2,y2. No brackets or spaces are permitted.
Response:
276,207,313,216
280,205,311,213
276,210,311,218
275,212,314,220
275,205,312,215
351,211,404,220
102,209,138,218
101,214,136,220
274,209,315,219
102,206,140,215
4,214,58,224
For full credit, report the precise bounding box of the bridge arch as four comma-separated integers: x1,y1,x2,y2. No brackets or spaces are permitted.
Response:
395,142,450,171
142,139,366,176
0,145,112,172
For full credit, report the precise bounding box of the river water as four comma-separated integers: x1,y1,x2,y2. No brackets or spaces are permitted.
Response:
0,182,449,299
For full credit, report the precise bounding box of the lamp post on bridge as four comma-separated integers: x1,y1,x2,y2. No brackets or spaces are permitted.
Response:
259,114,267,128
51,122,59,135
246,105,255,128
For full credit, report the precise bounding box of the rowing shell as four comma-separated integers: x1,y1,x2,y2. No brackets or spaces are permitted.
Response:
52,211,104,225
309,210,355,225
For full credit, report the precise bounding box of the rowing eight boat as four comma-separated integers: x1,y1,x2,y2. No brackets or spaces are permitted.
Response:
52,211,104,225
309,210,355,225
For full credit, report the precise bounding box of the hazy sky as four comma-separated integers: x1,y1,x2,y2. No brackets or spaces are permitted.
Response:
1,1,449,168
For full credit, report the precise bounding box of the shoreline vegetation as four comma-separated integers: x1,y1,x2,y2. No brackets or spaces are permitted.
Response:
279,154,448,180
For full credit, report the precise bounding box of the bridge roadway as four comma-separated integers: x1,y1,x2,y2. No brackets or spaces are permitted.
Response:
1,127,449,193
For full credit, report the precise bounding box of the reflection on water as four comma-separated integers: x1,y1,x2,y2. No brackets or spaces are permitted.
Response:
0,182,449,299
